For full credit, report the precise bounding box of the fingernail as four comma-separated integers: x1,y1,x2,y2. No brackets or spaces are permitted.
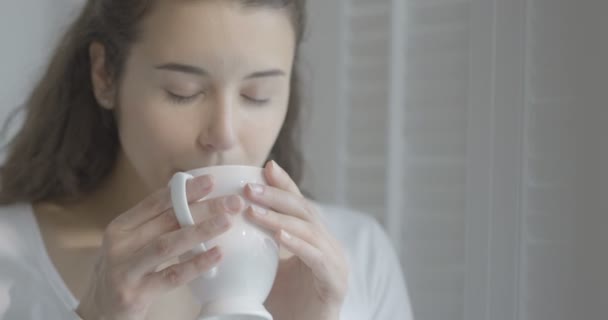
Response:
270,160,280,172
251,205,267,215
224,195,242,212
248,183,264,195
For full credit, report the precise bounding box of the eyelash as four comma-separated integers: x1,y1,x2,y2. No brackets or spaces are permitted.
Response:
166,91,200,105
166,91,270,106
242,95,270,106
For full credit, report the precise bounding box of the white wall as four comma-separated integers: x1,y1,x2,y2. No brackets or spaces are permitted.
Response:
0,0,54,121
0,1,82,146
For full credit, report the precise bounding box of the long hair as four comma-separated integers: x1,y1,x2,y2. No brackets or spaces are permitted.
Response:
0,0,307,205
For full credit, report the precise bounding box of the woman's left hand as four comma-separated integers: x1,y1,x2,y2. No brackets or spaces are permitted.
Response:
243,161,349,320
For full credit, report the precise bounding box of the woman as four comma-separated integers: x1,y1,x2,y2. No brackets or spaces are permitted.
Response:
0,0,412,319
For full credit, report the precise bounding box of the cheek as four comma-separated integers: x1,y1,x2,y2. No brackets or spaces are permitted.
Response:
115,87,197,174
239,105,288,160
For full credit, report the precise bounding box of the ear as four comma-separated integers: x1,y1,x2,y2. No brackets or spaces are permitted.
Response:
89,42,116,110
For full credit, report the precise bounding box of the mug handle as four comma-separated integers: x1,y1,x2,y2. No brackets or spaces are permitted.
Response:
169,172,218,278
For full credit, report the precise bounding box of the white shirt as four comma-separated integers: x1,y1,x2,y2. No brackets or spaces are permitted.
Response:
0,203,413,320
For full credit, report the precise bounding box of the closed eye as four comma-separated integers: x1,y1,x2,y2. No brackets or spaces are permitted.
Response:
241,94,270,106
166,91,203,105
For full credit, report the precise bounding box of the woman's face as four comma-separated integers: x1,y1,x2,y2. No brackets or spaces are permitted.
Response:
95,0,295,191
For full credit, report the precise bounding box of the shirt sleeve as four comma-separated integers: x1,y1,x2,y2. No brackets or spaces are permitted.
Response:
366,220,414,320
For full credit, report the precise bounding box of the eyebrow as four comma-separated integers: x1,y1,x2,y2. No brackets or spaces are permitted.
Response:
244,69,286,79
155,63,286,79
155,63,208,76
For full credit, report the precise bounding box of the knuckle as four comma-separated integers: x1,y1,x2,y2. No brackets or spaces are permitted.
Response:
161,212,179,230
188,177,211,196
275,219,287,231
145,189,169,212
316,252,329,271
163,265,185,287
308,229,322,243
108,268,146,308
154,237,173,258
115,290,131,306
259,216,276,231
194,253,214,271
104,239,123,262
190,200,220,224
303,201,316,216
115,288,140,310
273,216,291,230
211,197,225,213
196,219,216,235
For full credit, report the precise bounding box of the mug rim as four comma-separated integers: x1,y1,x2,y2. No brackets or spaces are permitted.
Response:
184,164,262,171
182,165,264,177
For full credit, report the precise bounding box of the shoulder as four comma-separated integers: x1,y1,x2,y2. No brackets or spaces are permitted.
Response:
315,203,391,254
0,203,34,259
0,203,45,288
315,203,379,233
0,204,78,319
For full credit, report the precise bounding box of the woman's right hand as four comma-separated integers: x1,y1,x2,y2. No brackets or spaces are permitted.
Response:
75,174,243,320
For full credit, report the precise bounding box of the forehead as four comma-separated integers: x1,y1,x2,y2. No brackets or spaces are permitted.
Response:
132,0,296,70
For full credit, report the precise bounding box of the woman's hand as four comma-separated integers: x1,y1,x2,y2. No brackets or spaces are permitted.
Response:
76,175,244,320
244,161,350,320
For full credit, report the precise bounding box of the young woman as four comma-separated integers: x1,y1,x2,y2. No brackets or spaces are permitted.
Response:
0,1,412,319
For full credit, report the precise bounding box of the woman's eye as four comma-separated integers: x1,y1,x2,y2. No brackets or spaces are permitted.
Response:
166,91,201,105
241,94,270,106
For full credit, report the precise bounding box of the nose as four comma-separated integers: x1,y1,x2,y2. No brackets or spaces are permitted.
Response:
198,94,237,152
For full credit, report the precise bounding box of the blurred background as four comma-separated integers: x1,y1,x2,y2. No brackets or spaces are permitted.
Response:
1,1,607,320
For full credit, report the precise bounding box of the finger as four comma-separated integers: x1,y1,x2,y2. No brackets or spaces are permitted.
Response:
189,194,244,223
275,230,333,285
142,246,223,295
244,183,320,225
128,213,231,278
246,205,325,247
112,174,215,231
263,160,302,196
129,194,244,250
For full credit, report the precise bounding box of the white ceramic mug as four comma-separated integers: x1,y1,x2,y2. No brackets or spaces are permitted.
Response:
169,165,279,320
